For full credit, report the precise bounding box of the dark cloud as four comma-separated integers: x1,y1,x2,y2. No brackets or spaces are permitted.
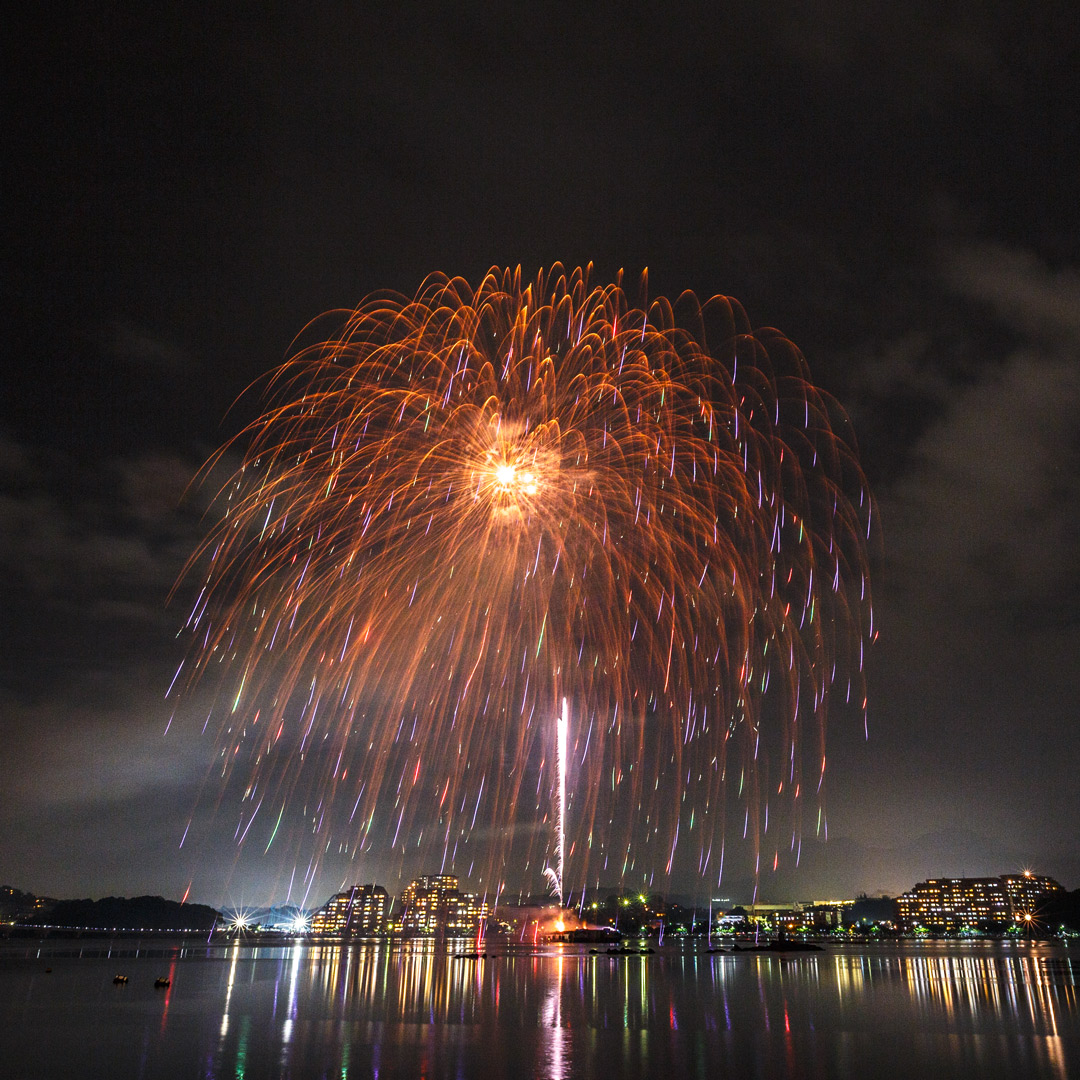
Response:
875,243,1080,628
0,444,197,608
943,242,1080,343
885,353,1080,611
109,321,202,374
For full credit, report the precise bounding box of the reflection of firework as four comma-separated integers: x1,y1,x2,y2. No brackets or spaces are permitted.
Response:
176,265,873,893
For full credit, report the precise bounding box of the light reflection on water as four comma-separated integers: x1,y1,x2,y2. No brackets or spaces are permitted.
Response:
1,941,1077,1079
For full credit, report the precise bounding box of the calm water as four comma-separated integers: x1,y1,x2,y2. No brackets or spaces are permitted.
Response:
1,939,1077,1078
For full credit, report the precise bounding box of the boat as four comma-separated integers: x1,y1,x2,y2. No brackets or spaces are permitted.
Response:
731,940,823,953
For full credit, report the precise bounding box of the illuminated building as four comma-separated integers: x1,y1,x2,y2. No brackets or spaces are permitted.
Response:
395,875,489,936
311,884,388,935
1000,872,1062,915
897,872,1062,932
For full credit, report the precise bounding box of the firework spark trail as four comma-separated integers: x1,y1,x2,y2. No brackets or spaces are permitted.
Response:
175,264,874,894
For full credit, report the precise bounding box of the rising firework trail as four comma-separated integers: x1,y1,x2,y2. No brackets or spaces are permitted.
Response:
543,698,569,906
175,265,874,896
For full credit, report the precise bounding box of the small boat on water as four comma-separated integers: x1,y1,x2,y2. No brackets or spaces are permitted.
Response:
731,941,823,953
154,977,171,988
113,974,128,984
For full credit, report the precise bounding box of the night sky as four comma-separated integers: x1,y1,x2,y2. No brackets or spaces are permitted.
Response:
3,2,1078,909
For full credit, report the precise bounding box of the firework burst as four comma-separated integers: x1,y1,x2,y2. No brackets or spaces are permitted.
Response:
175,265,873,896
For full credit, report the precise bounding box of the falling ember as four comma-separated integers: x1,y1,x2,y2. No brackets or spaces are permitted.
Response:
174,265,874,891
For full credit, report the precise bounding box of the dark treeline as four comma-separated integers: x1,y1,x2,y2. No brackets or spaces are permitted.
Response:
1037,889,1080,934
31,895,220,931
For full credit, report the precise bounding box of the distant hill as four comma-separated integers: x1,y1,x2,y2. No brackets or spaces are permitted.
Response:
230,905,310,930
31,894,221,931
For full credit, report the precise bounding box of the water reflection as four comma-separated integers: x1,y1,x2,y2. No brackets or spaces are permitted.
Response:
539,955,567,1079
1,941,1077,1079
831,948,1077,1034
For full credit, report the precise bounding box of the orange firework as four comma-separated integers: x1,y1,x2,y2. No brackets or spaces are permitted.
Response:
175,265,873,895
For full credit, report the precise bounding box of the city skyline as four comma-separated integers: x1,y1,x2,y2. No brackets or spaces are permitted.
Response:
7,867,1076,941
3,3,1078,908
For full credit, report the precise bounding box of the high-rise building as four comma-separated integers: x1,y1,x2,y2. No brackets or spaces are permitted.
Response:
311,884,389,935
458,890,490,933
897,872,1062,932
1001,873,1062,917
396,875,488,935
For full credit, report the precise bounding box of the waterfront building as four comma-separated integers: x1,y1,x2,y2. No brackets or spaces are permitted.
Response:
458,890,490,932
395,875,488,935
311,884,388,935
897,872,1062,932
1001,873,1062,916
